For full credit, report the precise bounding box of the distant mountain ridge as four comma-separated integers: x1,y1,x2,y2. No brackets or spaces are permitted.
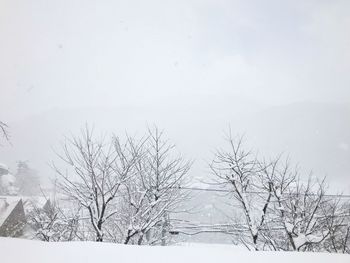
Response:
0,101,349,192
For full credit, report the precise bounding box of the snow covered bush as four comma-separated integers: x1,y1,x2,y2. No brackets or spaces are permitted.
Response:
27,199,80,242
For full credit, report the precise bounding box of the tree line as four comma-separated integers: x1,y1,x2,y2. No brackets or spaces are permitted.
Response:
11,125,349,253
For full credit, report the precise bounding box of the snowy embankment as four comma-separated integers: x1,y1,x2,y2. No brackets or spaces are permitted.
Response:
1,238,349,263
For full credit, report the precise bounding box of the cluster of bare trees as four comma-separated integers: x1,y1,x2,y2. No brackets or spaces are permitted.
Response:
25,126,349,253
210,134,350,253
41,126,191,244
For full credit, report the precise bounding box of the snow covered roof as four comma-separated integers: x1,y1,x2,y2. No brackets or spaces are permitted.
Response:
0,197,21,226
0,196,41,217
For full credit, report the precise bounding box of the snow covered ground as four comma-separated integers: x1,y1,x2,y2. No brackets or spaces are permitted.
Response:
1,238,349,263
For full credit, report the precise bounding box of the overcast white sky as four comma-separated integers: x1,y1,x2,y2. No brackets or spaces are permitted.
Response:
1,0,350,120
0,1,349,191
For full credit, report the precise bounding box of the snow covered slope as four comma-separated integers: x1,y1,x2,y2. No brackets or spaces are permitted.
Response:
1,238,349,263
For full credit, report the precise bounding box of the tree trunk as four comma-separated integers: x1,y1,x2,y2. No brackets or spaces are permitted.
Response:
96,233,103,242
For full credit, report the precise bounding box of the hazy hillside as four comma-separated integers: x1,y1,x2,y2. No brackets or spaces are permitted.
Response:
240,102,350,192
0,101,349,192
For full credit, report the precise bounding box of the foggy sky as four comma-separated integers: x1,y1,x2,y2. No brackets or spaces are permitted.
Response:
0,1,349,191
1,0,350,120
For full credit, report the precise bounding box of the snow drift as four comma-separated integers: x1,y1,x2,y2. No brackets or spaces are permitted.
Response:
1,238,349,263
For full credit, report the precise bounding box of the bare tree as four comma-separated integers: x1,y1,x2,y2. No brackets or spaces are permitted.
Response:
0,121,9,143
266,172,333,251
210,135,273,250
120,127,192,245
256,159,298,250
53,126,143,242
210,133,350,253
322,199,350,253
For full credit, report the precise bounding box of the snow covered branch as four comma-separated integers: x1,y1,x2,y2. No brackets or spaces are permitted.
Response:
210,133,350,253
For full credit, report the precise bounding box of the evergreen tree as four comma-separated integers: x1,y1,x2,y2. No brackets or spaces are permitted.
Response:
15,161,40,196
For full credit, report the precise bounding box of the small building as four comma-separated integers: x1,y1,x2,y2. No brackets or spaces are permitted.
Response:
0,197,26,237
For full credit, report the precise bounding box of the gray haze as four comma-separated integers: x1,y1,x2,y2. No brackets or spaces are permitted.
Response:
0,1,349,191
